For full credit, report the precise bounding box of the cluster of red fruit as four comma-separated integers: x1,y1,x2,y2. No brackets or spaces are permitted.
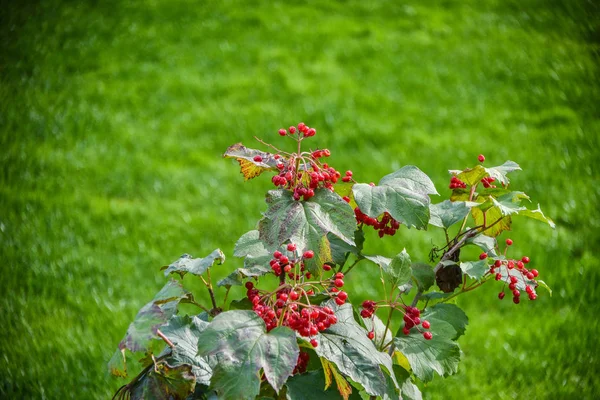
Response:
351,206,400,238
490,239,539,303
271,158,343,202
360,301,432,340
481,176,497,188
292,351,310,375
278,122,316,138
268,244,314,280
245,281,338,348
449,175,467,189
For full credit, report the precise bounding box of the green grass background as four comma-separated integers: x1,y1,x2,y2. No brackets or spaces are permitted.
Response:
1,0,599,398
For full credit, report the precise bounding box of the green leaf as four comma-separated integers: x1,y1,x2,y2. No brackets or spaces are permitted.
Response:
118,280,191,353
160,315,212,385
234,230,269,258
197,310,299,399
162,249,225,278
393,334,460,382
386,249,412,287
353,166,437,229
258,189,356,272
537,280,553,296
411,263,435,292
361,314,393,352
108,348,127,377
420,303,468,340
392,365,422,400
218,230,273,287
224,143,281,180
484,161,521,185
363,254,392,270
471,205,512,237
328,233,359,266
449,165,486,186
459,260,489,280
517,204,556,229
466,234,498,257
285,370,362,400
130,361,196,400
429,200,471,229
314,303,398,398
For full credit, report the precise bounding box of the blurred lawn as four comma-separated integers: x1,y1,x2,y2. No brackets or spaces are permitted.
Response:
1,0,599,398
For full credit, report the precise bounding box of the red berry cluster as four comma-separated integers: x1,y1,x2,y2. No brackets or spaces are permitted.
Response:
491,252,539,303
353,207,400,238
292,351,310,375
279,122,316,138
449,176,467,189
401,306,432,340
360,301,432,341
481,176,496,188
245,281,338,346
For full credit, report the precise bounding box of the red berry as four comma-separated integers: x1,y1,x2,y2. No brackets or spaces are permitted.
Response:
279,256,289,265
290,291,299,301
335,297,345,305
287,243,296,252
334,272,344,279
498,292,505,300
510,276,518,284
279,293,289,302
303,250,314,259
478,154,485,162
360,309,372,318
253,155,263,162
278,129,287,136
517,261,524,269
337,291,348,301
531,269,539,277
479,253,488,260
245,281,254,290
322,264,332,271
513,296,520,304
310,339,318,347
522,256,530,264
289,126,296,134
306,128,316,137
495,273,502,281
367,331,375,340
334,278,344,288
422,320,431,329
273,251,282,259
402,327,410,335
494,259,502,268
526,272,534,280
513,289,520,297
423,332,433,340
342,176,351,182
506,238,513,246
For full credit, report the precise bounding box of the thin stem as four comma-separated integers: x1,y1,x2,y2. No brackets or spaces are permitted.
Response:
254,136,289,156
378,306,395,350
156,329,174,348
222,286,231,308
342,257,364,276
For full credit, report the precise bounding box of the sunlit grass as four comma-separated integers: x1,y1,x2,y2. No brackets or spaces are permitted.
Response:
1,0,598,398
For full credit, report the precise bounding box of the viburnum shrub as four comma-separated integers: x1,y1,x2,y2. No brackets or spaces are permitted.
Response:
109,123,554,400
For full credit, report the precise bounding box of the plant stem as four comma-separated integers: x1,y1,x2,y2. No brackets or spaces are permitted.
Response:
156,329,174,348
378,306,395,350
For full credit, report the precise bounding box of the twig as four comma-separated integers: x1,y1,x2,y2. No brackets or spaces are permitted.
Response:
156,329,174,348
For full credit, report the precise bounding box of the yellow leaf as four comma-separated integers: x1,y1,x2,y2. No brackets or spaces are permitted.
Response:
393,350,411,372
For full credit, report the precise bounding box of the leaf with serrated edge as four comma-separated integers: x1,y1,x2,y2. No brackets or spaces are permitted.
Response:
314,303,398,397
224,143,282,181
386,249,412,287
460,260,489,280
159,315,212,385
471,205,512,237
108,348,127,377
258,189,356,272
118,280,190,353
197,310,298,399
450,165,486,186
466,234,498,257
429,200,471,229
484,161,521,185
353,166,437,229
163,249,225,278
411,263,435,292
393,334,460,382
285,369,362,400
130,361,196,400
517,204,556,229
421,303,469,340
